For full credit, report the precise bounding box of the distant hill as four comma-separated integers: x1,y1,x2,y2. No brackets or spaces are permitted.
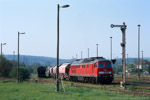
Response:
113,57,150,66
4,55,150,66
4,55,74,66
114,58,137,66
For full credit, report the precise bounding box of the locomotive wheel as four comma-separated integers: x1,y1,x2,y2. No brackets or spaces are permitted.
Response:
90,78,93,83
74,77,77,82
84,78,87,83
69,77,72,81
92,78,96,84
99,78,105,84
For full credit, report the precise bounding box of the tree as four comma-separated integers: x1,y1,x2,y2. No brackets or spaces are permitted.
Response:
29,62,41,74
45,61,50,66
114,65,123,75
0,56,13,77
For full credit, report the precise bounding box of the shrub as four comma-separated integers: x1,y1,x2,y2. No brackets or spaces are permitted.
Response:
9,67,30,81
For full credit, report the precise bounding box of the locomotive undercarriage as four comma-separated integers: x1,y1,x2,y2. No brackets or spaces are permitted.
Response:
69,75,113,84
98,75,114,84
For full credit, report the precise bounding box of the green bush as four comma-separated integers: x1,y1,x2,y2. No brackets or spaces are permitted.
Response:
9,67,30,81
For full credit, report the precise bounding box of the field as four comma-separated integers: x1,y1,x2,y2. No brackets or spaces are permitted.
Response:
0,76,150,100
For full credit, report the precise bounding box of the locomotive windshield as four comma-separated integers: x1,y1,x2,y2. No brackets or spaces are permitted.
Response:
99,63,104,68
99,62,112,68
106,62,112,68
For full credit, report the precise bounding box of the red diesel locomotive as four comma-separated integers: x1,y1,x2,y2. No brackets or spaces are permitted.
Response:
69,57,113,84
49,57,114,84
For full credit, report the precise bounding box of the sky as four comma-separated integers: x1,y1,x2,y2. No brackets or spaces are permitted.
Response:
0,0,150,59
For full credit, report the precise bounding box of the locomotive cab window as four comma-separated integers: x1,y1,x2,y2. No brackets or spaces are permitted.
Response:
99,63,104,68
106,62,111,68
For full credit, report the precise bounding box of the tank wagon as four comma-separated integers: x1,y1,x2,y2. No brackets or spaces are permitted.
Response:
47,66,55,78
49,57,114,84
50,66,57,78
59,63,71,80
49,63,70,80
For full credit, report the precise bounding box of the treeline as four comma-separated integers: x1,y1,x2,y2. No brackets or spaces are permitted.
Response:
0,56,13,77
5,55,74,66
0,56,44,81
113,63,150,75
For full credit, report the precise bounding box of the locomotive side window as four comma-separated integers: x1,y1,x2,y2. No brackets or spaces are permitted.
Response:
99,63,104,68
94,64,97,68
87,65,89,68
82,65,85,68
106,62,111,68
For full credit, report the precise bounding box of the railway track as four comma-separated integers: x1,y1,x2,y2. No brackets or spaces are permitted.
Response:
113,80,150,84
32,76,150,97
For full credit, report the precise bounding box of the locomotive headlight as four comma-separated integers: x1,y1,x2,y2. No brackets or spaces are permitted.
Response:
99,72,104,74
108,71,112,74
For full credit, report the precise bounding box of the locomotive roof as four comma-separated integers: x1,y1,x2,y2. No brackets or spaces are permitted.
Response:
71,57,110,65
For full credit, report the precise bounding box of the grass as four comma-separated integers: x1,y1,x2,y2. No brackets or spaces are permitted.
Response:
0,80,148,100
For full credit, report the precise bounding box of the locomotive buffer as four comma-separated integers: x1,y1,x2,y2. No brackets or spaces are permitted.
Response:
110,22,127,88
